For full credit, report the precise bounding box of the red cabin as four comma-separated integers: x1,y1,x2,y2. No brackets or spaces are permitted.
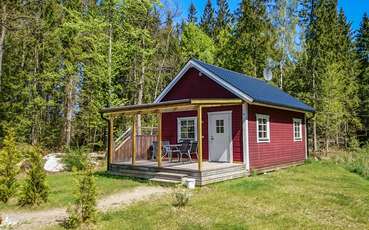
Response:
101,59,314,185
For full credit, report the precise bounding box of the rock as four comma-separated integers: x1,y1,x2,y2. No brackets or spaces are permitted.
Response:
44,153,65,172
0,216,17,227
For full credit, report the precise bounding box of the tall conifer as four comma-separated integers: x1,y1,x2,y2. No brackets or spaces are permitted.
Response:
200,0,215,36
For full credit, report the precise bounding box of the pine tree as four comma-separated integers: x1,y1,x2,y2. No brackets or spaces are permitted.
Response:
200,0,215,36
220,0,276,78
18,148,49,206
356,13,369,139
187,3,197,24
336,9,360,142
214,0,233,37
0,128,20,203
64,163,97,228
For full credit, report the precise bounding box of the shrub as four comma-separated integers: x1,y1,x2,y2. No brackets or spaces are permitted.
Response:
346,146,369,179
18,148,49,207
63,163,97,228
172,185,191,208
0,128,21,203
62,147,89,171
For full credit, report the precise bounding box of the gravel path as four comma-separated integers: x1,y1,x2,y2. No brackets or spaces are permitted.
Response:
3,186,169,230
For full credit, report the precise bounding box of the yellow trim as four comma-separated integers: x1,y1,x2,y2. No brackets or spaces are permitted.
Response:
131,115,137,165
197,106,203,171
157,112,162,167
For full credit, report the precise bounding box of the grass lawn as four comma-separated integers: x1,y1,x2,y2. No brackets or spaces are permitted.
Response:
0,171,146,212
55,161,369,229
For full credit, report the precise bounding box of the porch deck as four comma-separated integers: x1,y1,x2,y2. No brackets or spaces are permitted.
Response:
109,160,248,186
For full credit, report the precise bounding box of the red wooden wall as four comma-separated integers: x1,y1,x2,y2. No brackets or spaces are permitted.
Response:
159,65,307,169
248,105,306,169
162,67,237,101
162,105,243,162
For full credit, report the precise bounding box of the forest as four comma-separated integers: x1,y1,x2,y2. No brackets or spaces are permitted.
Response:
0,0,368,153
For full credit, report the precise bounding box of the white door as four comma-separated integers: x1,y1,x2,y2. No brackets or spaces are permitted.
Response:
208,111,232,162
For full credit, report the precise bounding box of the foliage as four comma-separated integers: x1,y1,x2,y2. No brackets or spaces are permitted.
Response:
181,23,215,64
62,147,89,172
220,0,277,78
172,185,191,208
64,163,97,228
0,0,368,155
199,0,215,37
18,147,49,207
0,128,21,203
0,170,143,212
330,146,369,179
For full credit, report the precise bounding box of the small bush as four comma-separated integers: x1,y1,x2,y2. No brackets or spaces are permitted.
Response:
18,147,49,207
62,147,89,171
172,185,191,208
346,147,369,179
63,163,97,229
0,128,21,203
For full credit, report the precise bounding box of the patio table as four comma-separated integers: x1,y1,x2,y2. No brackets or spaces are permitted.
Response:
164,144,181,162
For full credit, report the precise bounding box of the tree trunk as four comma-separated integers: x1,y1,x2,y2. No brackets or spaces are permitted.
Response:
31,45,40,145
312,72,318,152
107,2,112,106
137,35,146,135
313,119,318,152
62,74,76,148
0,4,7,92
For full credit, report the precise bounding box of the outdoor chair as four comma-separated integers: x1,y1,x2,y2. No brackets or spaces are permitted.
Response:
174,141,193,162
179,141,198,162
151,140,171,161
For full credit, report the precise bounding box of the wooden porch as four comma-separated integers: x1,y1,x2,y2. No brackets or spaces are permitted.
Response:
100,99,248,186
109,160,247,186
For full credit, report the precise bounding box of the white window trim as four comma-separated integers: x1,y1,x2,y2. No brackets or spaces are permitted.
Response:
293,118,302,142
256,114,270,143
177,116,197,143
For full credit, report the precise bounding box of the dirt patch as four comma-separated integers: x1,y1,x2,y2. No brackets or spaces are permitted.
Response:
3,186,169,230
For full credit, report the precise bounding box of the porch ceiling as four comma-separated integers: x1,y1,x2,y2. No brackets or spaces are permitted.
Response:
100,98,243,115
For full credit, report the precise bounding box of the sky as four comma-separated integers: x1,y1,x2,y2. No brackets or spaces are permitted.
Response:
171,0,369,30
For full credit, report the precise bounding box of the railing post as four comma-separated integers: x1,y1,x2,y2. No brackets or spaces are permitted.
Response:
157,112,162,167
197,106,203,171
132,114,137,165
107,116,114,170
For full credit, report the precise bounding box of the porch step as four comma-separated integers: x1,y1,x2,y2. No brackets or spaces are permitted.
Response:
149,178,181,185
154,172,188,180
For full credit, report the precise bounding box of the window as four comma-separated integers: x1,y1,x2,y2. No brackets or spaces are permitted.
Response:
216,119,224,133
293,118,302,141
256,114,270,143
177,117,197,142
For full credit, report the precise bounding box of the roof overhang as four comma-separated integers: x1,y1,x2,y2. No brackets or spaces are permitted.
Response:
153,60,254,104
100,99,243,116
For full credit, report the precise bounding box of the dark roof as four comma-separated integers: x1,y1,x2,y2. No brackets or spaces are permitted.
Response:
192,59,315,112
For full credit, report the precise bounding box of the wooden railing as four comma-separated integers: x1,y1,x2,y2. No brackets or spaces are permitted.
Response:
113,127,157,163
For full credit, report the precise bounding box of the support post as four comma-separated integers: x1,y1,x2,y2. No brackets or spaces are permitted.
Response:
107,116,114,170
132,114,137,165
197,106,203,171
157,112,162,167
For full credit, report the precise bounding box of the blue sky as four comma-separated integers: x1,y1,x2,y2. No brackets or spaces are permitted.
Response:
171,0,369,30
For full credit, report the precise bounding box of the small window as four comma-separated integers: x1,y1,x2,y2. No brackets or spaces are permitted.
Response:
216,119,224,133
256,114,270,143
177,117,197,142
293,118,302,141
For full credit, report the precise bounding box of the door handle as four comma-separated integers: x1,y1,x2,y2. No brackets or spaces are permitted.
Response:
210,136,214,141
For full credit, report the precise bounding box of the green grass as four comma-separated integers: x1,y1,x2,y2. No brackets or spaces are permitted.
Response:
0,171,146,211
50,161,369,229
